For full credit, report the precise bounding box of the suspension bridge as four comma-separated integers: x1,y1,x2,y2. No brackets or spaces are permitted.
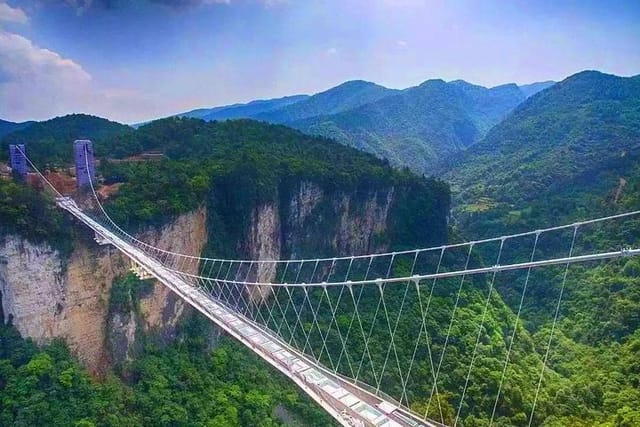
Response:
16,146,640,427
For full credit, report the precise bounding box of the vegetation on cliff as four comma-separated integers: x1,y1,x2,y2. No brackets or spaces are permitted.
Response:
0,179,72,255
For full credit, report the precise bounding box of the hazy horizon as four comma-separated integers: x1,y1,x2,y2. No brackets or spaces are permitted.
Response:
2,70,630,126
1,0,639,124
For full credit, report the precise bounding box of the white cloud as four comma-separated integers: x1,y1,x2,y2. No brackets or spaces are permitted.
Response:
0,30,93,120
0,30,166,123
0,2,28,24
397,40,408,48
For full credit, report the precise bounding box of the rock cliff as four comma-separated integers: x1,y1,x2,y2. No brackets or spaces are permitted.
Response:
0,206,207,374
240,181,395,284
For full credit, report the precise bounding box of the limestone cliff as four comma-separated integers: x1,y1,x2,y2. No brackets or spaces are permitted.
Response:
0,234,127,373
137,206,207,332
241,181,395,284
0,206,207,374
108,207,208,368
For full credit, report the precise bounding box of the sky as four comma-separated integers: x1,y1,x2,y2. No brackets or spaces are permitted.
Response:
0,0,639,124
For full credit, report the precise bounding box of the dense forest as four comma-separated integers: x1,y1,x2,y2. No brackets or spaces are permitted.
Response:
439,71,640,237
431,70,640,426
0,179,73,255
0,311,334,426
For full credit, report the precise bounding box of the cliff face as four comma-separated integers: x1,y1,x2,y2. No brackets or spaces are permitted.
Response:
242,181,395,284
107,207,208,368
0,206,207,374
137,207,207,331
0,234,127,372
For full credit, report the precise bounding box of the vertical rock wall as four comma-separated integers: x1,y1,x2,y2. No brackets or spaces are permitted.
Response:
0,206,207,374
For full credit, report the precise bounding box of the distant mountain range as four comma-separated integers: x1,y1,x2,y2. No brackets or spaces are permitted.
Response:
180,94,309,122
171,78,554,170
3,76,554,172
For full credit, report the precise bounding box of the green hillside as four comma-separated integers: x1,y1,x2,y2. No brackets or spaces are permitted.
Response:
440,70,640,235
432,70,640,426
1,114,133,166
291,79,526,172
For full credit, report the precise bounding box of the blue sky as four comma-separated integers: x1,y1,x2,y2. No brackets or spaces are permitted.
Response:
0,0,639,123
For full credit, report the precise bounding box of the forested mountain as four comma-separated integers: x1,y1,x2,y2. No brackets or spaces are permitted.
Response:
163,78,553,172
430,70,640,427
0,119,34,138
290,79,527,171
439,70,640,235
179,94,309,121
1,114,132,165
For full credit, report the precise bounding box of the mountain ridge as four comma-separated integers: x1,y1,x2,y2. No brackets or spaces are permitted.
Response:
180,94,309,122
166,77,554,126
156,76,557,171
254,80,398,123
287,78,529,171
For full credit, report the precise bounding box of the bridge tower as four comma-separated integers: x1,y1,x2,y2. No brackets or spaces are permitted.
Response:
74,139,95,189
9,144,27,182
